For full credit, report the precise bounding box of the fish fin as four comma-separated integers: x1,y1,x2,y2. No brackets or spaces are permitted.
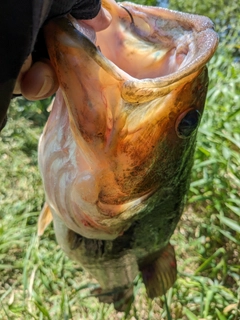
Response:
47,98,55,112
37,203,53,236
140,243,177,298
67,229,83,250
112,286,134,312
92,286,134,312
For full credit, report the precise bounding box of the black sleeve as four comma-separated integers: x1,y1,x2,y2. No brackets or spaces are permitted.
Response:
0,0,101,130
70,0,101,20
49,0,101,20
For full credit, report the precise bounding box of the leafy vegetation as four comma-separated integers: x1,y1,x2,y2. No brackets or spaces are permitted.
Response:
0,0,239,319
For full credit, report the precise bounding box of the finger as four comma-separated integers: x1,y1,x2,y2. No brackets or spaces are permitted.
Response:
20,60,59,100
82,7,112,32
14,55,32,94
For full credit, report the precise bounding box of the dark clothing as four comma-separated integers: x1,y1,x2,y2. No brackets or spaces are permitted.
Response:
0,0,101,130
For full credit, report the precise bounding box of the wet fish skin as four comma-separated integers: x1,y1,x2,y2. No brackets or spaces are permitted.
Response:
38,0,218,310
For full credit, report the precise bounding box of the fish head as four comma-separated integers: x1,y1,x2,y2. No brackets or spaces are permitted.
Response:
39,0,218,240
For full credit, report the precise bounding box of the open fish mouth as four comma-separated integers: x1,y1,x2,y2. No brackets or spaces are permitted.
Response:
99,1,217,87
39,0,218,240
46,0,218,101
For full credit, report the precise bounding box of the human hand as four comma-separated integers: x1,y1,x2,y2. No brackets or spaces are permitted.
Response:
13,7,111,101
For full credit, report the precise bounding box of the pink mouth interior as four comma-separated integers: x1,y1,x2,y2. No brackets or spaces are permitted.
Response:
95,9,189,80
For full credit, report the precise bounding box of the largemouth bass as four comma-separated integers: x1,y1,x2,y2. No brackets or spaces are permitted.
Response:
38,0,218,310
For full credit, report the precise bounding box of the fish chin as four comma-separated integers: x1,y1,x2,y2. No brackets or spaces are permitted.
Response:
39,0,218,239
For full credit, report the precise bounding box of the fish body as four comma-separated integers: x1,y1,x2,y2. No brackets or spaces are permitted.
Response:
38,0,218,310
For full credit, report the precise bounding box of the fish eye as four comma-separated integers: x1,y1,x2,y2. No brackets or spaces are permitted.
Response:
175,109,201,138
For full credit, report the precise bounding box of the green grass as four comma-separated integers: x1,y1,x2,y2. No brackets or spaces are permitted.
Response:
0,0,239,319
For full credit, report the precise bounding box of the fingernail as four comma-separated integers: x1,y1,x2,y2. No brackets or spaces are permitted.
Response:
36,76,54,98
103,8,112,22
